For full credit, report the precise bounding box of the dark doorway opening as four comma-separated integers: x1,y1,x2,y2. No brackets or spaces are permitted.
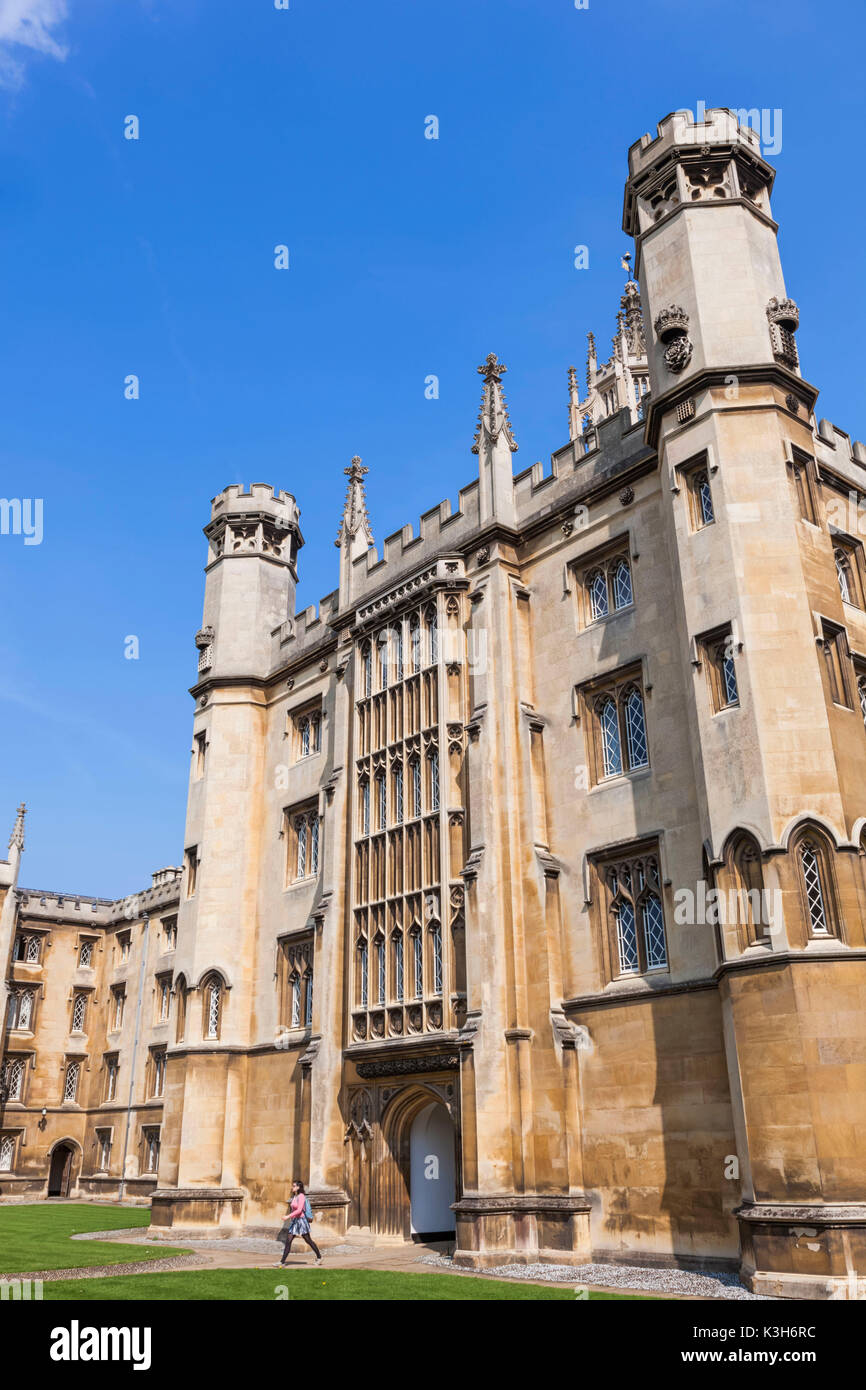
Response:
47,1142,74,1197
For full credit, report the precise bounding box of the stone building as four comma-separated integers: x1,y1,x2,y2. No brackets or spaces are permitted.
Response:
3,108,866,1298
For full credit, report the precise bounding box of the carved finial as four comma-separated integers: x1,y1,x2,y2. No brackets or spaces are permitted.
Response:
336,456,373,550
8,803,26,853
472,353,518,455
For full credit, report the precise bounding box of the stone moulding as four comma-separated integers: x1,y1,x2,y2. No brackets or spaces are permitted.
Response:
735,1203,866,1226
453,1193,592,1215
355,1053,459,1078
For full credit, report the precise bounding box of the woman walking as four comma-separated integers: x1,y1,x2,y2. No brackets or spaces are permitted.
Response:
276,1180,322,1266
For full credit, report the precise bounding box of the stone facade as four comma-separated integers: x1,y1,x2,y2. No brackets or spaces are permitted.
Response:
3,109,866,1297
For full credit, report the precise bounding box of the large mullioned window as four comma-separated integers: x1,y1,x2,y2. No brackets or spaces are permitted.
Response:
595,845,668,979
583,671,649,783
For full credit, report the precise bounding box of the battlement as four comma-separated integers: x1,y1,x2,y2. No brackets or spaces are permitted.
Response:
211,482,300,527
17,866,182,926
627,107,765,178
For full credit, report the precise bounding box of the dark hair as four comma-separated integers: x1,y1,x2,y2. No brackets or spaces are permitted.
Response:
293,1179,306,1193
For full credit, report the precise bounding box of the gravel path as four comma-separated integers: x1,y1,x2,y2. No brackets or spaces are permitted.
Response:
1,1254,210,1283
417,1253,772,1299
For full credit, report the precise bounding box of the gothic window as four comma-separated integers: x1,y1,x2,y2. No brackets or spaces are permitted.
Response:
375,934,386,1005
71,993,87,1033
700,628,740,713
411,927,423,998
599,697,622,777
790,455,818,524
683,460,715,530
799,840,830,936
288,805,320,880
393,762,404,824
303,970,313,1027
395,624,404,681
858,673,866,731
428,748,440,811
409,613,421,673
96,1130,112,1171
142,1127,160,1174
425,604,439,666
0,1135,16,1172
203,975,223,1040
393,929,404,1002
360,779,370,836
63,1061,80,1103
833,540,863,608
104,1054,119,1103
6,988,34,1031
580,550,633,626
820,623,852,708
2,1057,25,1102
175,981,187,1043
430,922,443,995
588,568,608,620
623,685,649,768
357,937,369,1009
111,987,125,1030
150,1048,167,1099
185,847,198,899
117,932,131,962
79,940,94,967
376,773,387,830
597,847,668,978
411,758,422,819
13,934,41,964
835,548,852,603
361,640,372,697
156,975,171,1022
162,917,177,951
582,669,650,785
379,628,389,690
296,708,322,758
728,833,768,946
290,973,301,1028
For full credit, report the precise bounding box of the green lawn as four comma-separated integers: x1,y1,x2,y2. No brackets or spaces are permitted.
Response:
41,1267,647,1300
0,1203,188,1273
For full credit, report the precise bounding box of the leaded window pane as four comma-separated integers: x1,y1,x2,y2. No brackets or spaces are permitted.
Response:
642,894,668,968
859,676,866,730
431,924,442,995
600,697,622,777
291,974,301,1028
358,941,368,1008
624,687,648,769
79,941,93,967
304,972,313,1027
310,816,319,875
300,717,311,756
722,653,739,706
428,609,438,665
72,994,86,1031
697,472,714,525
412,932,423,998
411,761,422,818
206,981,221,1039
394,934,404,1001
4,1059,24,1101
63,1063,79,1102
395,627,404,681
25,936,40,963
0,1136,14,1171
800,843,829,933
613,559,632,610
429,751,440,811
615,902,639,973
296,818,308,877
361,783,370,836
394,766,404,823
376,940,385,1004
588,569,609,621
363,644,372,697
377,775,386,829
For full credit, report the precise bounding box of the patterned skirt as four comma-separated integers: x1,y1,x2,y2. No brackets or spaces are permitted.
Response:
287,1214,310,1237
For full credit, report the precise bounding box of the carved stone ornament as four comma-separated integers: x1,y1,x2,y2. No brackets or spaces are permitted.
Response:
766,297,799,330
476,546,490,565
785,393,800,415
654,304,693,375
663,335,694,373
561,520,574,537
355,1053,459,1079
619,486,635,506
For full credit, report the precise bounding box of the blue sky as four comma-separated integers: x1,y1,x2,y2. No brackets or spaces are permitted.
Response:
1,0,864,896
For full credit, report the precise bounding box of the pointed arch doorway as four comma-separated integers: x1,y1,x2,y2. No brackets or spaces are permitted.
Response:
409,1101,456,1241
47,1141,75,1197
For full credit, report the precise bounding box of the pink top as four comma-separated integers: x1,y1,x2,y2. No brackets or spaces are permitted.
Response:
289,1193,305,1220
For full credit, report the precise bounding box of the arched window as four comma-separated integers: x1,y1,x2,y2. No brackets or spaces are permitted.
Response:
357,938,368,1009
430,922,443,995
604,852,668,976
612,558,633,610
79,940,93,967
6,988,34,1031
411,927,423,998
360,779,370,836
393,930,404,1002
63,1062,80,1103
378,628,389,689
303,970,313,1027
290,972,301,1028
2,1057,24,1102
730,835,767,945
175,978,188,1042
410,759,422,819
409,613,421,673
426,604,438,665
599,697,622,777
835,548,853,603
203,975,222,1040
799,840,830,935
394,624,404,681
428,748,440,812
71,994,87,1032
375,935,386,1005
588,568,608,621
393,763,404,824
361,641,372,698
0,1135,14,1172
376,773,387,829
623,686,648,769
